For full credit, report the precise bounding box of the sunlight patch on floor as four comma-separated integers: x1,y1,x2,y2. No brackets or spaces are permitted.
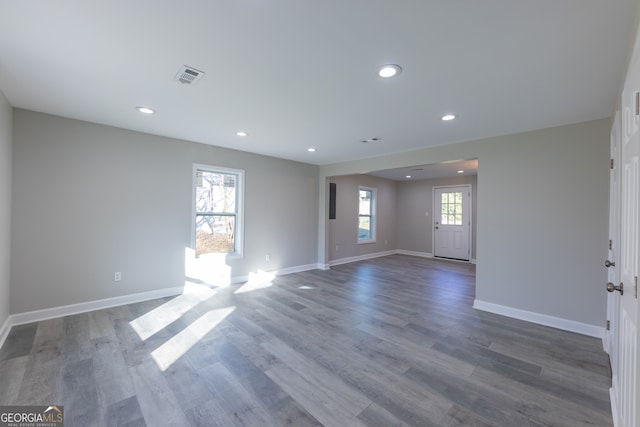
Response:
234,270,275,294
185,247,232,287
130,281,219,341
151,306,235,371
130,295,202,341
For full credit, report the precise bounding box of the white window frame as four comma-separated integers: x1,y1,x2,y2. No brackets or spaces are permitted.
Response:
191,163,244,258
357,186,377,244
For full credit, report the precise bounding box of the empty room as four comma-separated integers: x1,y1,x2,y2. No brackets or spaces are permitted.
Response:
0,1,639,426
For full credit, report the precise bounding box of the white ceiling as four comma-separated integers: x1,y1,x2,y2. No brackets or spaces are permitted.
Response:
0,1,636,166
369,159,478,182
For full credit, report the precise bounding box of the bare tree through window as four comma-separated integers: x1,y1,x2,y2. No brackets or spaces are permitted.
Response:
195,170,238,255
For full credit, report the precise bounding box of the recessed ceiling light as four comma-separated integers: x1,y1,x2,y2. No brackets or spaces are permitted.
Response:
457,170,464,174
442,114,457,121
307,148,316,152
405,175,412,179
136,106,155,114
236,131,248,137
378,64,402,78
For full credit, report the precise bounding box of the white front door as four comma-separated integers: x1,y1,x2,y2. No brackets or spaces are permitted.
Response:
433,185,471,261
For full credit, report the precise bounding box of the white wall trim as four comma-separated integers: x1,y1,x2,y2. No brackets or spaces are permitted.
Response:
603,330,611,354
0,316,11,353
396,250,433,258
272,263,319,276
395,250,475,264
329,250,396,267
473,299,605,339
231,263,320,283
610,386,620,427
0,260,324,350
0,286,184,349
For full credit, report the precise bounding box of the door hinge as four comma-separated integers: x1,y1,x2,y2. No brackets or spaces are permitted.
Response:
606,320,610,331
635,276,638,299
610,158,614,169
636,91,640,116
609,239,612,250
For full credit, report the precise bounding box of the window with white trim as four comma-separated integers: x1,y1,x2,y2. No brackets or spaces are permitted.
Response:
193,165,244,256
358,186,376,243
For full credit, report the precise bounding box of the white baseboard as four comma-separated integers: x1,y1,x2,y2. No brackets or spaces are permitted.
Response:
473,299,605,339
0,315,11,353
270,263,319,276
610,386,620,427
231,263,319,283
0,286,184,350
329,250,397,267
603,330,611,353
0,260,324,350
396,250,476,265
396,250,433,258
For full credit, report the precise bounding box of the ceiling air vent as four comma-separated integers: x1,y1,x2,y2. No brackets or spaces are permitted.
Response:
174,65,205,85
361,137,381,143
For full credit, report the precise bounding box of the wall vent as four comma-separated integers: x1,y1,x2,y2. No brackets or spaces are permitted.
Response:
174,65,205,85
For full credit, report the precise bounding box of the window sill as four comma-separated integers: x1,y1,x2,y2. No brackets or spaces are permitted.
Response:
195,251,243,260
357,240,376,245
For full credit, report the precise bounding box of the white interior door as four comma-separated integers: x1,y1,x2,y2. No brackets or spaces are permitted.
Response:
433,185,471,261
607,111,622,414
615,126,639,427
609,51,640,426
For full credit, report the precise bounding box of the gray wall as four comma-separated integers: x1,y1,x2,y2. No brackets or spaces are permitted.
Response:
320,119,610,327
0,91,11,327
11,109,318,314
5,107,612,329
475,120,609,324
396,175,477,259
328,174,396,262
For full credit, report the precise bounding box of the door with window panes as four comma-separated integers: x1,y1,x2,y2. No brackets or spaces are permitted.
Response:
433,185,471,260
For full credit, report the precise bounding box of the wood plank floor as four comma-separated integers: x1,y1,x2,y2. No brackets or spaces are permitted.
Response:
0,255,612,426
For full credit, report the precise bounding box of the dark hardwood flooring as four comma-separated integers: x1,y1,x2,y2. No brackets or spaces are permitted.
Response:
0,255,612,426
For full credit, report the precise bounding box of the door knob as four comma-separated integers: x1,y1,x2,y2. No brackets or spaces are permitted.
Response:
435,226,439,230
606,282,624,295
605,260,616,268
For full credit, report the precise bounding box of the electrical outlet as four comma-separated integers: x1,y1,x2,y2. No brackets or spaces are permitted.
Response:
335,245,339,251
114,272,122,282
385,239,388,245
265,253,270,262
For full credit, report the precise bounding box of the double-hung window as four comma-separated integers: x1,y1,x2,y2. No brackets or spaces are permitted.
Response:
358,186,376,243
193,165,244,256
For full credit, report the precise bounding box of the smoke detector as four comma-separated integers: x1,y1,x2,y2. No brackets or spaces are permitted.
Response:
174,65,205,85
